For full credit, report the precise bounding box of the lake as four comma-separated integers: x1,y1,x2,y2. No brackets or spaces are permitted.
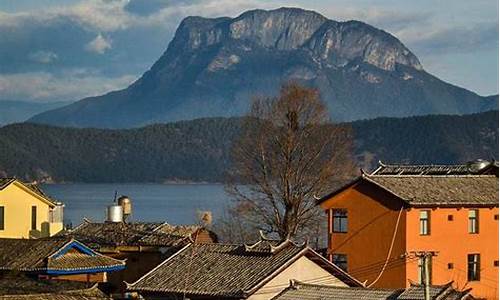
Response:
41,183,231,227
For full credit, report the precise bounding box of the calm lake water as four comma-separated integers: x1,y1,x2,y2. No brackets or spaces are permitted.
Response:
41,184,231,227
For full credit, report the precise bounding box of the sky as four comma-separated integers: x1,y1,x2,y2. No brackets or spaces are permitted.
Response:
0,0,498,103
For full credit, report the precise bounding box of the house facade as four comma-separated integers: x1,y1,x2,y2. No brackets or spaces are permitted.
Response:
0,178,64,238
318,163,498,300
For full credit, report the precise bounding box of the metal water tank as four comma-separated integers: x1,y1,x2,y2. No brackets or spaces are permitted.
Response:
468,159,491,173
118,196,132,222
107,205,123,222
118,196,132,215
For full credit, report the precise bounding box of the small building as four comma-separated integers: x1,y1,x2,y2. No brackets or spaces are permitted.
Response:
318,162,498,300
0,237,125,282
61,220,217,293
272,280,474,300
0,178,64,238
126,236,363,299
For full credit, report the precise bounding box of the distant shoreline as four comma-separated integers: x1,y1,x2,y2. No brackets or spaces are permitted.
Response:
41,181,225,185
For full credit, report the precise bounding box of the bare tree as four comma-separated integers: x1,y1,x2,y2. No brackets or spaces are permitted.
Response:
225,83,355,241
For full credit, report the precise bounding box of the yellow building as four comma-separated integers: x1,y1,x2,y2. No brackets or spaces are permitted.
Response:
0,178,64,238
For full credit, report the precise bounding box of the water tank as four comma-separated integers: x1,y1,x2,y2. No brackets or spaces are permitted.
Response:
467,159,491,173
118,196,132,217
106,205,123,222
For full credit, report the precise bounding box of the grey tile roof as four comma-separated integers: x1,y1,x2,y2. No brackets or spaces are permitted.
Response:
127,239,361,298
0,274,92,295
63,221,203,249
396,284,449,300
271,281,403,300
0,238,125,273
396,283,474,300
0,285,110,300
272,281,474,300
364,175,498,206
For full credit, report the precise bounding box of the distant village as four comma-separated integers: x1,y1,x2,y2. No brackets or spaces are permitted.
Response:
0,159,497,300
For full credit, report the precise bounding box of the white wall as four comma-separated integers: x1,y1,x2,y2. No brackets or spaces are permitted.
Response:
248,256,348,300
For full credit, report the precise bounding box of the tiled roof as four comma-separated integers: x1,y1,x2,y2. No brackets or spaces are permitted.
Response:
396,283,474,300
63,221,201,249
0,178,15,190
364,175,498,206
318,173,498,207
0,285,110,300
0,274,92,295
271,281,402,300
0,274,90,295
0,178,60,206
272,281,474,300
371,160,498,176
396,284,449,300
0,238,125,273
127,239,362,298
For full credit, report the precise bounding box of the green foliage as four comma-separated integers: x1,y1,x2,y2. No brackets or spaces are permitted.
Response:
0,111,497,183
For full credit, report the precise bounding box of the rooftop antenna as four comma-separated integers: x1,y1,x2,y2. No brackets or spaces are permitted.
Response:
113,190,118,203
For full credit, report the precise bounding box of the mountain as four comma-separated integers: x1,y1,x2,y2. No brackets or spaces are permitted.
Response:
0,100,70,126
29,7,497,129
3,111,498,183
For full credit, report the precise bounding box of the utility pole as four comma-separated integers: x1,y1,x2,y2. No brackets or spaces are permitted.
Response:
410,251,438,300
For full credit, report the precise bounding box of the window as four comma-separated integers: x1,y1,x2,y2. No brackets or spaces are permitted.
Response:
417,256,432,284
467,254,480,281
0,206,4,230
31,206,37,230
419,210,430,235
332,209,347,233
494,214,498,221
447,263,454,269
494,260,499,267
468,210,479,234
332,254,348,272
447,215,454,221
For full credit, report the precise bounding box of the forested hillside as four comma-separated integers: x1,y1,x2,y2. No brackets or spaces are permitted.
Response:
1,111,497,183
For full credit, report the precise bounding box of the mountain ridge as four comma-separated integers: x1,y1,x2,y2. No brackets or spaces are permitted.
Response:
29,7,497,128
4,110,499,183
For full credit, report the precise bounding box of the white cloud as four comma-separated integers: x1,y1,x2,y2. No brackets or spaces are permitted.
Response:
0,70,136,102
28,50,58,63
85,34,112,54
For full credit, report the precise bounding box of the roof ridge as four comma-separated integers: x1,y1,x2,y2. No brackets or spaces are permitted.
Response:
290,279,393,290
368,174,497,178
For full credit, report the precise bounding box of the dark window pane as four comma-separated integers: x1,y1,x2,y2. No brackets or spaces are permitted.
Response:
0,207,4,230
467,254,480,281
333,254,348,272
31,206,37,230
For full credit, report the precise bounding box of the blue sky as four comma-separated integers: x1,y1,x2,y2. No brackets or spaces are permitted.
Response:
0,0,497,103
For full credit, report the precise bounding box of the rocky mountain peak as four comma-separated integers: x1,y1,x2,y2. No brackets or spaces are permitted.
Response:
170,7,422,71
306,20,423,71
229,7,327,50
28,7,496,129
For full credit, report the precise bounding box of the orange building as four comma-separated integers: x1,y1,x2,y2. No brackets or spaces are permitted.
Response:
318,162,499,300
